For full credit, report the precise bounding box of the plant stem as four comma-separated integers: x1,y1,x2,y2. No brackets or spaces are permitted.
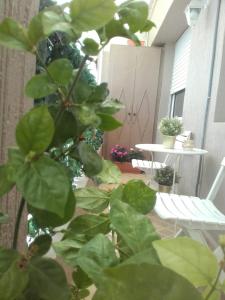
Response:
66,54,89,101
12,198,26,250
205,263,224,300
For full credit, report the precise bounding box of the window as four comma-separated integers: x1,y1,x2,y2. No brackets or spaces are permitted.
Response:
170,89,185,118
214,32,225,122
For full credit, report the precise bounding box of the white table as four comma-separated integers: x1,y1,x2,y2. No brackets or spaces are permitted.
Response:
135,144,208,193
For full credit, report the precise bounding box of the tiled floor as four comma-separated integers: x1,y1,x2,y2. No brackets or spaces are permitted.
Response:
99,172,176,238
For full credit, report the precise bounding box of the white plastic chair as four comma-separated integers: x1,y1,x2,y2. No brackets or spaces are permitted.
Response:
131,158,167,174
154,157,225,247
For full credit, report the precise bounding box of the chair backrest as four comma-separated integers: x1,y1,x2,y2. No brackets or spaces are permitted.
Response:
206,157,225,202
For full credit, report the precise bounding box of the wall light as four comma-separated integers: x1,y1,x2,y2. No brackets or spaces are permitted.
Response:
185,0,207,27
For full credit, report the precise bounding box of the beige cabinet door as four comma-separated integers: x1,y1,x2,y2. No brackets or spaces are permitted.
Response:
103,45,161,158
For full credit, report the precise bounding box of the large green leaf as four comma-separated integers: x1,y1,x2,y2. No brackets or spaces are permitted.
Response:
28,11,74,45
75,187,110,213
25,73,57,99
49,108,79,147
41,10,74,37
94,160,121,184
88,83,109,104
82,38,99,56
73,79,93,103
104,19,140,45
25,257,70,300
153,237,218,288
28,187,76,228
0,248,19,275
16,106,54,155
0,165,14,198
73,267,92,289
93,264,203,300
99,98,124,115
119,1,149,32
47,58,73,85
66,214,110,240
140,19,155,33
0,249,28,300
203,287,220,300
110,200,159,253
78,142,103,177
70,0,116,31
7,148,25,182
121,248,160,266
16,156,70,218
0,261,28,300
122,180,156,214
28,13,45,46
76,234,118,283
28,235,52,257
53,239,83,267
97,113,122,131
75,105,101,127
0,18,31,51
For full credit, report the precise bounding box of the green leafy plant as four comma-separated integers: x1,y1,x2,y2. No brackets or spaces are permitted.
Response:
154,166,180,186
0,1,224,300
159,117,183,136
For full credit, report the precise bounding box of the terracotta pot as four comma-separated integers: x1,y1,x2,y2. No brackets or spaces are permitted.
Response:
158,184,172,193
162,135,176,149
114,161,141,174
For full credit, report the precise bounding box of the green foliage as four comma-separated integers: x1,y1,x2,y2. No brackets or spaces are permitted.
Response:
0,1,222,300
0,165,14,198
121,179,156,214
154,166,180,186
75,187,110,213
93,264,204,300
16,105,54,155
70,0,116,31
153,237,218,288
78,142,103,177
110,200,159,254
159,117,183,136
94,160,121,184
0,18,31,51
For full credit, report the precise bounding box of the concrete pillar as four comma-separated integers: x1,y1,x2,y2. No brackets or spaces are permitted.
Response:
0,0,39,250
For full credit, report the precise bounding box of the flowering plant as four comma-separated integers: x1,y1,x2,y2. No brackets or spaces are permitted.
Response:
111,145,144,162
159,117,183,136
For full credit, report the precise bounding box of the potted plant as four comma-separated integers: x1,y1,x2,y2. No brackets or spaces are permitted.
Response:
111,145,143,173
159,117,183,148
154,166,180,193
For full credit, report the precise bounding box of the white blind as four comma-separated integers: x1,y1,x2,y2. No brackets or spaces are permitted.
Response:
171,29,191,94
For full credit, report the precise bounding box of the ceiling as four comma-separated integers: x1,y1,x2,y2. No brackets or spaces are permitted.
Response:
152,0,190,46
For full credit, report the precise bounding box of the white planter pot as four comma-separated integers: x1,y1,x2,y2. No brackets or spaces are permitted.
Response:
162,135,176,149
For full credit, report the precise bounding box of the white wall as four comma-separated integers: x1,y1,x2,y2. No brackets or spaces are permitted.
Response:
179,0,225,212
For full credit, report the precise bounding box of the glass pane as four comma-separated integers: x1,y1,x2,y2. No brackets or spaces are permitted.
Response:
173,90,185,117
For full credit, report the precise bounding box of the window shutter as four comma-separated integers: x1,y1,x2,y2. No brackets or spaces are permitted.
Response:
171,29,192,94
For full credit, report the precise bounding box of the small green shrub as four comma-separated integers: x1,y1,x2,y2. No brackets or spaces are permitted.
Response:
159,117,183,136
154,166,180,186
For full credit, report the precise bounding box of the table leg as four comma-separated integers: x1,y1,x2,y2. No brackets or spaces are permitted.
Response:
172,155,181,193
